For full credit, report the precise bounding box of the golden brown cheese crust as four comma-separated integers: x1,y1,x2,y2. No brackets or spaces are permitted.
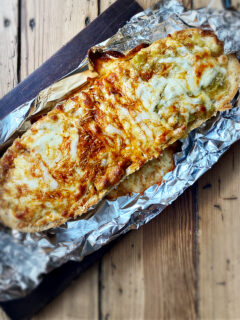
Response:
0,28,239,232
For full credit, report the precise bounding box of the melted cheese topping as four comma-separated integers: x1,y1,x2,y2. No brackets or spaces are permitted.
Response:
0,29,232,231
134,45,227,127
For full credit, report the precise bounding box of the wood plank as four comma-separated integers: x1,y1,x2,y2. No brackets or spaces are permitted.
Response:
101,190,197,320
0,0,18,98
101,0,196,319
33,265,99,320
19,1,99,319
233,0,240,9
101,231,145,320
142,190,196,319
0,309,8,320
193,0,223,8
20,0,98,81
101,0,159,11
101,0,116,11
0,1,18,318
198,141,240,319
195,0,240,317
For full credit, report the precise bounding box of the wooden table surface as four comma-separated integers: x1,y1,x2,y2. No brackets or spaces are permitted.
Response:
1,0,240,319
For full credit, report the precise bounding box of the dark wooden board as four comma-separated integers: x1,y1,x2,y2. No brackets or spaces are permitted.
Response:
0,238,122,320
0,1,142,319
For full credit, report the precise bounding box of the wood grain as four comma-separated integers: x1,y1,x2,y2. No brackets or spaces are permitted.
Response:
1,0,240,319
195,0,240,317
33,265,99,320
102,0,191,10
101,190,197,320
101,231,145,320
193,0,222,8
20,0,98,81
138,0,161,9
0,0,18,98
198,141,240,319
142,190,196,319
19,1,99,319
193,0,240,8
101,0,116,11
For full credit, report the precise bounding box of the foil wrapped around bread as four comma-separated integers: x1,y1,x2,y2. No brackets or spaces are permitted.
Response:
0,28,239,232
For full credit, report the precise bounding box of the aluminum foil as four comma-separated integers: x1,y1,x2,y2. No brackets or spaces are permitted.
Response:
1,0,240,301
